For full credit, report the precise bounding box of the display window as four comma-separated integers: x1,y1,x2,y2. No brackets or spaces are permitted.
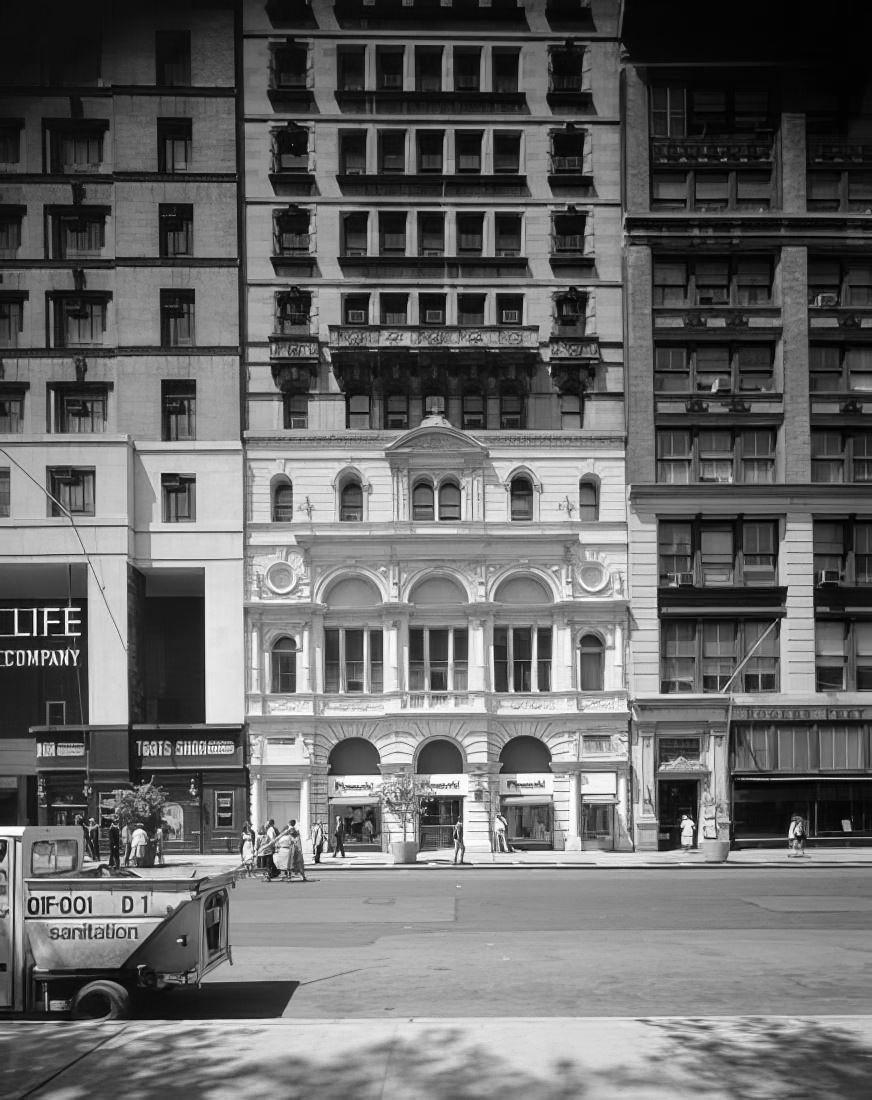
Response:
331,803,380,845
503,802,552,848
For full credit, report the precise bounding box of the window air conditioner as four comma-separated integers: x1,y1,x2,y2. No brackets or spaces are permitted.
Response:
424,309,444,323
667,571,695,587
381,74,402,88
496,249,519,257
814,293,839,308
347,310,367,323
163,476,183,490
423,249,444,256
52,468,75,483
345,247,367,256
341,511,362,522
501,309,520,323
816,569,842,586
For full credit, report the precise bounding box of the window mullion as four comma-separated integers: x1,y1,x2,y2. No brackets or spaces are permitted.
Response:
447,628,454,691
423,628,431,692
363,628,370,693
339,629,346,692
531,625,538,692
695,621,703,692
507,627,514,692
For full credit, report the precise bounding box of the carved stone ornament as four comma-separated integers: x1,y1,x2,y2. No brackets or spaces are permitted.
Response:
575,560,610,594
265,551,306,596
577,696,628,713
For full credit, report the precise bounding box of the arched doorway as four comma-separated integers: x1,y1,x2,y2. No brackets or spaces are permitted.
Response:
328,738,382,849
416,739,464,850
499,736,554,850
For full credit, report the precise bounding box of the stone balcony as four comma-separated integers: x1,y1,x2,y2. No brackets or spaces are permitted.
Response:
328,323,539,352
249,690,630,719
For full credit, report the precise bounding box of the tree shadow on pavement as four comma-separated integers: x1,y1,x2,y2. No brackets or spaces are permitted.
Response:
638,1017,872,1100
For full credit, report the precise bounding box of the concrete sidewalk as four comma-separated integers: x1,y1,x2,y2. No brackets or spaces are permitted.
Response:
3,1015,872,1099
111,842,872,878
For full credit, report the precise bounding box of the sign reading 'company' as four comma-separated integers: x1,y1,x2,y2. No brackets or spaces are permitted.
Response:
0,606,84,668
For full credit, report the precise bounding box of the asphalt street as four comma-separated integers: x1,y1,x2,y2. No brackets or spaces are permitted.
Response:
146,867,872,1018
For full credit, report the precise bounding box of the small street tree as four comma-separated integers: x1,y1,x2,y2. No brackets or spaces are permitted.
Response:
379,772,424,845
114,779,167,837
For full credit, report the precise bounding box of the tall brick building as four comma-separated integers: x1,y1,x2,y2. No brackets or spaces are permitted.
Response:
0,0,245,851
623,0,872,849
242,0,632,852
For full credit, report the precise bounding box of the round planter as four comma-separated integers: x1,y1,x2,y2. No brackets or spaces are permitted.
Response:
390,840,419,865
701,838,730,863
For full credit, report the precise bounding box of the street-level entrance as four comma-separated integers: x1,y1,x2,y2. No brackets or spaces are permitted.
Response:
419,798,460,850
658,778,699,851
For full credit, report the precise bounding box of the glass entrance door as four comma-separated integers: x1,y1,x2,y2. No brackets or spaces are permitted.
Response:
419,798,460,850
582,802,614,850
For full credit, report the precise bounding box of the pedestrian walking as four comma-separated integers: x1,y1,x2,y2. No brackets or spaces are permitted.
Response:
312,821,325,864
452,817,466,864
332,815,346,858
121,822,132,867
262,818,279,880
86,818,100,862
107,817,121,870
130,823,148,868
788,814,807,858
680,813,695,852
494,811,512,853
254,823,267,871
273,824,293,881
241,822,255,875
290,822,308,882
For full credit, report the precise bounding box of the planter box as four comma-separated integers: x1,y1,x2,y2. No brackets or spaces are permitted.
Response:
390,841,418,865
701,839,730,863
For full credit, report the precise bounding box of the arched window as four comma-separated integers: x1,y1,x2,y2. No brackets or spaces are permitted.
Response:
412,481,435,520
510,476,533,521
579,634,604,691
340,481,363,521
271,636,297,694
438,481,461,521
272,481,294,522
579,479,598,521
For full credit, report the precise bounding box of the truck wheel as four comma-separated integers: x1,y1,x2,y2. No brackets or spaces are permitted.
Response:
71,980,131,1021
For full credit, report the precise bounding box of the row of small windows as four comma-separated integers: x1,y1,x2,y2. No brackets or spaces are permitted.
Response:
0,466,195,521
270,476,599,522
0,382,196,440
0,205,194,259
0,291,196,349
267,628,606,696
0,118,196,174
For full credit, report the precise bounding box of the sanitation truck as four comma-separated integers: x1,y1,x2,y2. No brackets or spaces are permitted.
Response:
0,825,234,1019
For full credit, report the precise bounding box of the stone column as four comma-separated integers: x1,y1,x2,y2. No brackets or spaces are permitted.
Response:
468,616,487,693
299,773,311,838
465,761,501,853
634,722,659,851
552,763,583,850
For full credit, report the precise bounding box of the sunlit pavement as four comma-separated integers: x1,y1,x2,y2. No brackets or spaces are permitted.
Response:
3,1015,872,1099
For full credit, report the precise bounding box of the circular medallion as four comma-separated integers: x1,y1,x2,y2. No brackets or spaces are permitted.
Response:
265,560,298,595
577,562,609,593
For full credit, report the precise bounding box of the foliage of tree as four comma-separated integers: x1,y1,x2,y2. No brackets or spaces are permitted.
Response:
379,772,425,843
114,780,167,836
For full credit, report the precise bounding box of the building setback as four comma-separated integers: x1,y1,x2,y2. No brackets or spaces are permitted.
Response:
0,0,245,851
622,0,872,849
242,0,631,852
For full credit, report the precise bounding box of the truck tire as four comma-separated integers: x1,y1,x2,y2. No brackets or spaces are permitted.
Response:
71,980,131,1021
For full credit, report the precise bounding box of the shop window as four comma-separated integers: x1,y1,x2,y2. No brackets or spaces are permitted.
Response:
276,290,310,332
325,627,383,693
409,627,468,692
0,468,9,517
462,391,485,430
156,30,191,86
340,131,366,175
0,390,23,432
378,131,406,173
412,481,434,520
160,290,195,348
159,204,193,257
284,394,308,430
162,473,196,522
48,467,95,516
660,619,779,693
380,293,408,326
653,257,773,307
815,620,872,691
492,49,519,94
810,345,872,393
379,211,406,255
157,118,192,173
814,519,872,586
455,132,482,173
811,430,872,484
337,46,365,92
493,132,521,174
578,634,604,691
494,626,552,693
272,480,294,522
654,344,774,393
656,428,776,485
53,388,107,434
0,297,24,348
658,518,777,587
509,475,533,520
340,479,364,518
818,725,865,770
162,380,196,441
415,46,442,92
578,479,598,520
345,395,371,431
51,296,108,348
271,636,298,693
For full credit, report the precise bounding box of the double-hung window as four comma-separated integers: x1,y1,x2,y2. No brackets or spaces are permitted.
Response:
159,204,193,257
325,628,383,693
52,296,108,348
160,290,195,348
494,627,552,693
816,620,872,691
653,257,773,308
814,519,872,585
48,467,95,516
661,619,778,693
654,344,774,393
54,389,107,434
409,628,468,692
157,119,192,173
656,429,776,484
162,381,196,441
161,474,196,522
811,430,872,483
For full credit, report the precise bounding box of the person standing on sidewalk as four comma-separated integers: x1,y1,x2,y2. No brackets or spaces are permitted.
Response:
312,821,325,864
788,814,807,858
680,814,695,852
452,817,466,864
494,811,512,853
107,816,121,870
333,815,346,858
